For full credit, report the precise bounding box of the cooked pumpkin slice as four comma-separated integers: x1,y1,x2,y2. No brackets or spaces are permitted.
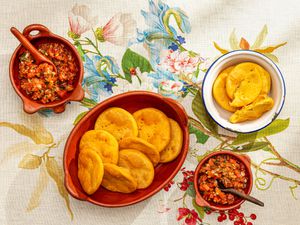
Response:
213,66,238,112
230,95,274,123
226,62,261,100
230,68,262,107
256,66,271,95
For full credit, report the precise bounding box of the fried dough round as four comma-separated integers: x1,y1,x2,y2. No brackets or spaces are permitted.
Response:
160,119,183,163
212,66,238,112
94,107,138,141
119,137,160,166
79,130,118,164
230,94,274,123
256,66,271,95
118,149,154,189
226,63,263,107
78,148,104,195
101,163,137,193
230,69,262,107
226,62,261,99
133,108,171,152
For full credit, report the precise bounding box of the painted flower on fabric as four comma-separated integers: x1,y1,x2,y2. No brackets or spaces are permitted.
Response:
168,36,185,51
136,0,191,66
157,200,171,213
95,13,137,46
161,50,200,75
148,67,176,89
129,68,153,91
158,80,184,99
177,208,201,225
198,56,213,72
82,55,118,102
213,25,287,63
68,4,98,39
148,67,187,99
141,0,191,37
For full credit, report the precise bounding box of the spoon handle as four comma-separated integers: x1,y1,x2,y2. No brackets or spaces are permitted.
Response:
10,27,49,64
223,189,264,207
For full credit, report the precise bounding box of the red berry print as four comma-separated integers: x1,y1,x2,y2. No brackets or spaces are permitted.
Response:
221,214,227,220
178,168,194,191
229,214,235,221
217,216,223,222
129,67,136,75
202,207,258,225
163,180,174,192
250,214,257,220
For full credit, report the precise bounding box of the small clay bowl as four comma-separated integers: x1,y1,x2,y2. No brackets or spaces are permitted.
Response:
63,91,189,207
193,150,253,211
9,24,84,114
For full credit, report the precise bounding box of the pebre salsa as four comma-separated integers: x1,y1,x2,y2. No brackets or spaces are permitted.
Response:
198,154,248,205
18,42,78,103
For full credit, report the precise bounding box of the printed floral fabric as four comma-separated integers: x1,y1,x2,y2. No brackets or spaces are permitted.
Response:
0,0,299,225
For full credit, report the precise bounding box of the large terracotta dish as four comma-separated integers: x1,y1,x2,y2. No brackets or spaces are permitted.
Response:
9,24,84,114
64,91,189,207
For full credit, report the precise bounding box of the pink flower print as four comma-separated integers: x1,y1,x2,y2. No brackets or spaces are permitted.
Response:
161,50,200,75
95,13,136,46
68,4,98,38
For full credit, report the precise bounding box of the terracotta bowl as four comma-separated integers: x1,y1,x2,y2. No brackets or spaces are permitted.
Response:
193,150,253,211
9,24,84,114
63,91,189,207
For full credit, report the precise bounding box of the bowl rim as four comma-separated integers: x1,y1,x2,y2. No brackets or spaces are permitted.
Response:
193,150,253,211
63,90,190,207
202,49,286,133
9,24,84,114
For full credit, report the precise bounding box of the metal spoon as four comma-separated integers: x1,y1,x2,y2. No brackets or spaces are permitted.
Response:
217,180,264,207
10,27,57,73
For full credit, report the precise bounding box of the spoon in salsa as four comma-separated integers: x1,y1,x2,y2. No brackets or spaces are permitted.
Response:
217,180,264,207
10,27,57,74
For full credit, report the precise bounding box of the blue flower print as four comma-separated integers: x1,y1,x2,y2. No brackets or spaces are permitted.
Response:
83,55,118,102
137,0,191,67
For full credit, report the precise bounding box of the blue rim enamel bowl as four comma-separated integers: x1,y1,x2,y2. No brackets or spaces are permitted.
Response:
202,50,286,133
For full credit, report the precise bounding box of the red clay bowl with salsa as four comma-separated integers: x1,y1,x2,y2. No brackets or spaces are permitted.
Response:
9,24,84,114
193,151,253,211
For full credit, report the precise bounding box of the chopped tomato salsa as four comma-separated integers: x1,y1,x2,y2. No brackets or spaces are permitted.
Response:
18,42,78,103
198,154,248,205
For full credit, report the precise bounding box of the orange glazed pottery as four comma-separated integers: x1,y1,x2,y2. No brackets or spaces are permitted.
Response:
64,91,189,207
9,24,84,114
194,150,253,211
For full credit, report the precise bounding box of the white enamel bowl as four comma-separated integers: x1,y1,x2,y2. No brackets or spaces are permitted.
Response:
202,50,286,133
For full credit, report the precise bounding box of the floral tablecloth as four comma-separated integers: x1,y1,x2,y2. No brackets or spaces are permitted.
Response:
1,0,299,225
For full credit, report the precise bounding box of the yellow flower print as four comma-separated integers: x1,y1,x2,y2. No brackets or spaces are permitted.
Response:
213,25,287,62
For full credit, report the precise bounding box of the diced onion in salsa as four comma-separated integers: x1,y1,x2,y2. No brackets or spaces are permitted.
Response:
18,42,78,103
198,154,248,205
